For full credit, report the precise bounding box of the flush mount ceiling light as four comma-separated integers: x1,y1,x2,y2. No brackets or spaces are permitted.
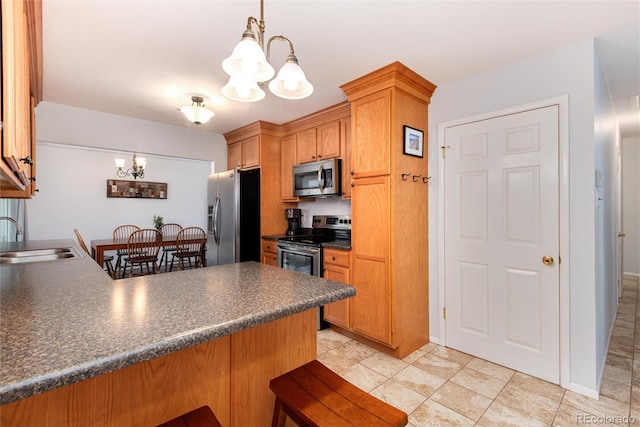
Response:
179,94,215,125
115,153,146,180
221,0,313,102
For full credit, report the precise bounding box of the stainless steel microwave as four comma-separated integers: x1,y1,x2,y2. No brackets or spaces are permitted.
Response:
293,158,341,197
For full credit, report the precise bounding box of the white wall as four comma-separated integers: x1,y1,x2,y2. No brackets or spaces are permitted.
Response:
593,48,621,389
622,136,640,275
26,143,211,243
428,38,600,394
36,102,227,161
25,102,228,244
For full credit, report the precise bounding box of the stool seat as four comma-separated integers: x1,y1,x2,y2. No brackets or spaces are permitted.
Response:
270,360,408,427
156,406,222,427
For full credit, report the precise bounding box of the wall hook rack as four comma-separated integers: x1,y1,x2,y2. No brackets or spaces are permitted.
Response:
401,173,411,181
423,176,432,183
412,175,421,182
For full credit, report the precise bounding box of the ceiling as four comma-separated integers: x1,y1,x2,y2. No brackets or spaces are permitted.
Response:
42,0,640,138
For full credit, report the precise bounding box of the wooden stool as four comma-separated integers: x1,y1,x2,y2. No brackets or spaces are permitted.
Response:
156,406,222,427
269,360,408,427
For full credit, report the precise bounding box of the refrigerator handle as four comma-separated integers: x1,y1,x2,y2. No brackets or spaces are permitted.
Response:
213,195,221,245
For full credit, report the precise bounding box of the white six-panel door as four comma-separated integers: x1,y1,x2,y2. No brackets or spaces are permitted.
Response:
443,105,560,383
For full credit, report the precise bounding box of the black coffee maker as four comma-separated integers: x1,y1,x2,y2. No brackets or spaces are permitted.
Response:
285,208,302,236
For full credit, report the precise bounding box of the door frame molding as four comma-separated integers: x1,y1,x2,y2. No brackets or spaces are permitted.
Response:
437,95,570,388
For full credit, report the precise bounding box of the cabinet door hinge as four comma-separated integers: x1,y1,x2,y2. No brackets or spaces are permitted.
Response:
443,307,446,320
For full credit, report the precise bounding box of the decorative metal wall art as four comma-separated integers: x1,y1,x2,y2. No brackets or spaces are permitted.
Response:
106,180,167,199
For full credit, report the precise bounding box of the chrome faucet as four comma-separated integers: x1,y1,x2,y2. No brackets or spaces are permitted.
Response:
0,216,23,235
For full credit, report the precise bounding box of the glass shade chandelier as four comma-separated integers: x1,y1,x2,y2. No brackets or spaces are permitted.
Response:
221,0,313,102
115,153,146,180
179,94,215,125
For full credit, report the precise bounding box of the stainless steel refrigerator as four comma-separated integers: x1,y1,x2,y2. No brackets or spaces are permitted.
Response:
206,168,261,266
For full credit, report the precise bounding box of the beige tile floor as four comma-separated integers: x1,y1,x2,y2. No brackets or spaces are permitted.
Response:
317,276,639,426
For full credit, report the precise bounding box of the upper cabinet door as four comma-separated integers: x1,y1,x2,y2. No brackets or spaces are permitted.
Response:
1,0,40,196
227,135,260,170
295,128,317,164
241,135,260,169
280,134,298,201
317,121,341,161
350,89,391,178
227,141,242,170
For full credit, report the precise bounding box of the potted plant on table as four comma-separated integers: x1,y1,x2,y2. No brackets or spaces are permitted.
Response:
152,215,164,231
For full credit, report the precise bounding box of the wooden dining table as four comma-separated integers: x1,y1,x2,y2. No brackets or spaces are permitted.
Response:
91,235,206,270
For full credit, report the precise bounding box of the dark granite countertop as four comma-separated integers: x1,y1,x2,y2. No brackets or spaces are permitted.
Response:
0,239,355,405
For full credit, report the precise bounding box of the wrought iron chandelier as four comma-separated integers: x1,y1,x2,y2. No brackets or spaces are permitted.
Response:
114,153,146,180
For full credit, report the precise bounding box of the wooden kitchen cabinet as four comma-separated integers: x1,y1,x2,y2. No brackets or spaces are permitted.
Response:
340,118,352,199
280,134,299,201
261,238,277,266
227,135,259,170
295,120,341,164
1,0,42,197
317,120,341,161
323,248,351,329
339,62,436,358
224,121,296,239
350,176,391,344
277,101,350,203
295,128,317,164
349,89,391,178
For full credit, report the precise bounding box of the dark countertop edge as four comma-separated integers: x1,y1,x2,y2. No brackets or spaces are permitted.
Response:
0,286,355,405
321,242,352,251
260,236,351,251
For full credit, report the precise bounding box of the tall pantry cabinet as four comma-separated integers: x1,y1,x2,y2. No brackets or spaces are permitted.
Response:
340,62,436,358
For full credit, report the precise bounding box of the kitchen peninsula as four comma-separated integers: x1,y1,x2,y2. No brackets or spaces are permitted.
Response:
0,239,355,426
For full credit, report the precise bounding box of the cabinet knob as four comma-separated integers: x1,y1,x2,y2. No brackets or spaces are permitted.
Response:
332,256,336,261
351,183,355,188
318,155,322,158
350,171,354,176
311,156,316,159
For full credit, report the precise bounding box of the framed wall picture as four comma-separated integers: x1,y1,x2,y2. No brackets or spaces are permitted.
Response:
106,179,167,199
403,125,424,158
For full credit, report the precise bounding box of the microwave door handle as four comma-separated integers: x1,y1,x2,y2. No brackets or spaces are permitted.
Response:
317,165,325,192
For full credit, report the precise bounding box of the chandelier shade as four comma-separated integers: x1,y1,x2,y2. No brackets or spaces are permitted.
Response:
222,34,275,82
221,77,266,102
179,94,214,125
221,0,313,102
268,57,314,100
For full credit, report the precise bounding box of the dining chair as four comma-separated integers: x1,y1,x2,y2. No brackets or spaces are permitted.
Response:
113,224,140,277
159,223,182,272
74,228,115,278
171,227,207,271
122,228,162,278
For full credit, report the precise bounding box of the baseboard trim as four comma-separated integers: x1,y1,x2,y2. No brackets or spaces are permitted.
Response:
569,382,600,400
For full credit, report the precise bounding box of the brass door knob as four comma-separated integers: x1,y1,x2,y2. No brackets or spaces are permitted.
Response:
542,255,554,266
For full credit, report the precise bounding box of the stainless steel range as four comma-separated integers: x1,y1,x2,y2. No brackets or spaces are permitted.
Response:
277,214,351,329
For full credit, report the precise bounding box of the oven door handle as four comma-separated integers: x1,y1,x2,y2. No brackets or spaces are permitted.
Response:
278,244,320,255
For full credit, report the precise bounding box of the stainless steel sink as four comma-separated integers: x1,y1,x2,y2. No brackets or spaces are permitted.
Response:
0,247,82,264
